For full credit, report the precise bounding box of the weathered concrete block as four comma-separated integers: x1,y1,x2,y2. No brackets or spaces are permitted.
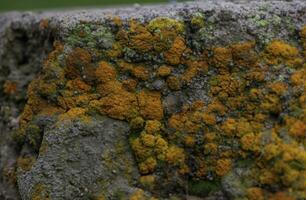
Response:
0,1,306,199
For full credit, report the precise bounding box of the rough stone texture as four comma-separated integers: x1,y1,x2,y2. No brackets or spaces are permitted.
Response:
17,118,139,200
0,1,305,200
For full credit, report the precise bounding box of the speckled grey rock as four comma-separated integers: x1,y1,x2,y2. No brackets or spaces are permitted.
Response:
17,118,139,200
0,1,305,200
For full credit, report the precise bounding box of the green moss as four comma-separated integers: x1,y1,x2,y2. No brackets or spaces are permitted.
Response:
26,124,42,150
191,12,205,29
12,128,26,146
66,23,114,49
188,180,221,197
113,190,125,200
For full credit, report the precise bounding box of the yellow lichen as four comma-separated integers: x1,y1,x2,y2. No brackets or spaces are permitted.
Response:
139,175,155,188
130,116,145,130
147,17,185,34
58,107,89,122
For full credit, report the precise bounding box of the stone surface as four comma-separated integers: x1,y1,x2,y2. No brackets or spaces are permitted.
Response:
17,118,139,200
0,1,305,200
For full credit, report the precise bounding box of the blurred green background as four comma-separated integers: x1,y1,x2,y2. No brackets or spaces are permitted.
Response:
0,0,186,12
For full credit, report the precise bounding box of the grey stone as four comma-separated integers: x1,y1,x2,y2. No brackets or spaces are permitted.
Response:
17,118,139,200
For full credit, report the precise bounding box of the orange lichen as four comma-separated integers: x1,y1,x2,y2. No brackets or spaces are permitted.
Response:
93,90,138,120
215,159,232,176
268,82,288,95
17,16,306,199
260,94,281,114
212,47,232,73
220,118,237,136
132,66,150,81
131,132,168,174
112,16,123,27
209,74,242,99
288,120,306,137
165,146,186,166
240,133,261,153
39,19,49,30
166,76,181,90
137,91,163,120
139,157,158,174
247,187,264,200
65,47,92,78
145,120,162,135
65,78,91,92
290,68,306,87
31,183,50,200
168,112,201,133
181,60,208,83
19,79,64,128
157,65,172,77
17,156,36,171
164,36,186,65
3,80,17,95
204,143,218,155
259,169,278,185
231,41,257,68
129,20,153,53
206,100,227,116
122,79,138,91
202,113,216,126
129,189,158,200
129,189,145,200
263,40,302,67
268,192,295,200
184,135,196,147
95,61,117,83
